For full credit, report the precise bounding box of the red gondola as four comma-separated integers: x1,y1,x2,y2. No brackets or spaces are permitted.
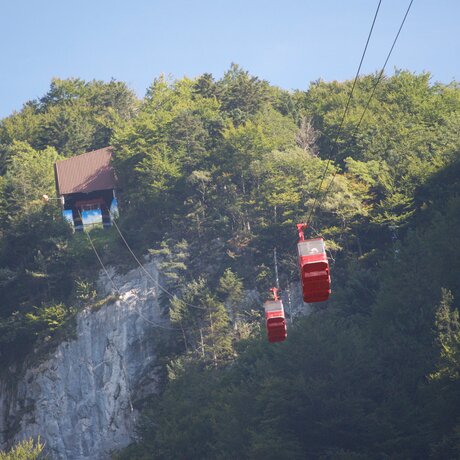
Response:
263,288,287,343
297,223,331,303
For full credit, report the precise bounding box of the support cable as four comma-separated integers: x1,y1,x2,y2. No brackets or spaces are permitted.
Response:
80,213,120,295
110,215,207,311
79,212,184,331
315,0,415,208
305,0,383,227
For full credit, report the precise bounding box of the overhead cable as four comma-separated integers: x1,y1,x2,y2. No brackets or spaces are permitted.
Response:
322,0,415,198
305,0,383,226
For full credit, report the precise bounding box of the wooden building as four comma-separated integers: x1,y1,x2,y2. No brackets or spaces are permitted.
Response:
54,147,117,231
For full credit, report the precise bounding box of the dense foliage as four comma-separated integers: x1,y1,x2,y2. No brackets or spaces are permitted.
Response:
0,67,459,458
0,79,138,368
0,437,44,460
122,177,460,459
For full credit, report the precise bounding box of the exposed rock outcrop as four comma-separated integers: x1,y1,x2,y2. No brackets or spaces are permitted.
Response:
0,262,165,460
0,259,311,459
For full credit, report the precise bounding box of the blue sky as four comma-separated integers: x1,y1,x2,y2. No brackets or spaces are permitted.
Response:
0,0,458,119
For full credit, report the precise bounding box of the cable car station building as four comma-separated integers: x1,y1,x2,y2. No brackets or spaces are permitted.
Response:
54,147,117,231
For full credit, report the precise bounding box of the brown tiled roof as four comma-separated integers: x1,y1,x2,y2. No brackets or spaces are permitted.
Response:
54,147,117,195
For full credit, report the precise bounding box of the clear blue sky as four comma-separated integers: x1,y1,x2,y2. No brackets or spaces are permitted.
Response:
0,0,458,119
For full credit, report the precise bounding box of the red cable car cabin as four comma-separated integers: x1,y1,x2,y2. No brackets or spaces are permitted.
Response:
263,289,287,343
297,224,331,303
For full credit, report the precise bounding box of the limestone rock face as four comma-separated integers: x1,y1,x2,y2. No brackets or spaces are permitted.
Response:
285,281,312,319
0,260,311,459
0,262,165,460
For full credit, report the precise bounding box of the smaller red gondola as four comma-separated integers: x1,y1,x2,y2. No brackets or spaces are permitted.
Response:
263,288,287,343
297,223,331,303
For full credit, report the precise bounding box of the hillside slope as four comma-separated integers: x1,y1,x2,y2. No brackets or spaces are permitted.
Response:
0,68,459,458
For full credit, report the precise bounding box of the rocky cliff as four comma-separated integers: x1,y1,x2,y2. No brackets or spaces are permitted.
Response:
0,258,309,459
0,261,165,460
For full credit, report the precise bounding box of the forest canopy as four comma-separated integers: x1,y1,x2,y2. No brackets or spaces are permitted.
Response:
0,67,459,458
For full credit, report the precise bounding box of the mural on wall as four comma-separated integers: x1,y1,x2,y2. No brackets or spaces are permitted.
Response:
82,209,103,227
62,198,119,230
110,197,119,219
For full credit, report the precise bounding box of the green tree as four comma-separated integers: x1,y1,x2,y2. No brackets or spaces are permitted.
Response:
0,438,44,460
217,63,272,123
431,289,460,381
218,268,244,328
168,277,233,366
0,141,61,225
